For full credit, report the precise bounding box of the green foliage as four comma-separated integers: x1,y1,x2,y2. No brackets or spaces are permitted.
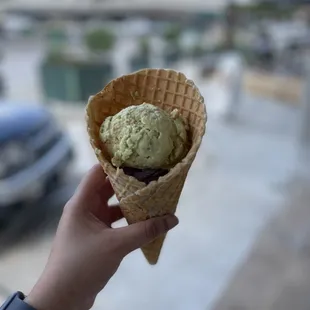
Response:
21,28,35,38
139,36,150,56
231,2,295,19
163,24,181,44
47,27,67,43
85,29,115,52
45,49,67,64
45,49,85,65
191,45,205,58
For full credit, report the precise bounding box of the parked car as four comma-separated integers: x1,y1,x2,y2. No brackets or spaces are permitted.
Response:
0,74,6,97
0,102,74,225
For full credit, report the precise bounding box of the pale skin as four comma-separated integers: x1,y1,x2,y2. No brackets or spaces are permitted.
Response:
25,164,179,310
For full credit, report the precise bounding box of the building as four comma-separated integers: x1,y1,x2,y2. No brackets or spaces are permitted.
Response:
0,0,253,20
256,0,310,5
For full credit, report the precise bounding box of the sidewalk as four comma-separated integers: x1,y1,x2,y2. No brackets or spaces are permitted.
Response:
211,177,310,310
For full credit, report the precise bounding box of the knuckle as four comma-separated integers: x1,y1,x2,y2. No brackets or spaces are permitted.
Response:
62,197,80,216
62,201,74,216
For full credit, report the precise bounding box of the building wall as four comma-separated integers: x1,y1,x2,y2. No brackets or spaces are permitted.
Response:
2,0,253,12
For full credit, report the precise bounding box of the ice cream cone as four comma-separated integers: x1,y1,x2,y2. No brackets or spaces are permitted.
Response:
86,68,207,264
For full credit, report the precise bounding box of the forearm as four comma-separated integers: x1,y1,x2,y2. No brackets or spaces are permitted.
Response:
25,273,95,310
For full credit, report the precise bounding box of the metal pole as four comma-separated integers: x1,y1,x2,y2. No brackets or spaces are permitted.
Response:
299,50,310,175
301,52,310,148
224,1,236,50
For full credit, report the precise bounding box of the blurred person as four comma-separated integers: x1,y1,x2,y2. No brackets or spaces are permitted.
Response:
0,164,179,310
255,28,275,70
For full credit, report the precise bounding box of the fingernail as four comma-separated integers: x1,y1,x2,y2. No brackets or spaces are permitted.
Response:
164,215,179,231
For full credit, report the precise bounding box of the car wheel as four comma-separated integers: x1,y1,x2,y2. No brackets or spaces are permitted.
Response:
0,203,23,231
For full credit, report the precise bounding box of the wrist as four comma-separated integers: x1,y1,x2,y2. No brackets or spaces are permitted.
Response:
25,274,95,310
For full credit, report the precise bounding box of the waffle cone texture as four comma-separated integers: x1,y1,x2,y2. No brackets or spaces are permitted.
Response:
86,68,207,264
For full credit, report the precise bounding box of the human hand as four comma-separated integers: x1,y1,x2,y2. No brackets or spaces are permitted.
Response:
26,164,179,310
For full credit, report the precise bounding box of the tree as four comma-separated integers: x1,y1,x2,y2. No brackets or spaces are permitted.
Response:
85,29,115,53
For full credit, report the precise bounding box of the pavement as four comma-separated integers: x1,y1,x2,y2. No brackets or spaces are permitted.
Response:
211,177,310,310
0,40,303,309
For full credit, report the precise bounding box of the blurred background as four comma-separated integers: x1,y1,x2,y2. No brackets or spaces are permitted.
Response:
1,0,310,309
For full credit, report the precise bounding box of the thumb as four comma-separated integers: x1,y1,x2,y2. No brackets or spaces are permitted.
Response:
115,215,179,255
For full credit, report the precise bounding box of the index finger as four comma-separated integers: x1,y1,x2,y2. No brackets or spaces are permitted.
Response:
72,164,114,205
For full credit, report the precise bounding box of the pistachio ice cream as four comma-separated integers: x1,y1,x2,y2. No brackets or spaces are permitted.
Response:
99,103,188,170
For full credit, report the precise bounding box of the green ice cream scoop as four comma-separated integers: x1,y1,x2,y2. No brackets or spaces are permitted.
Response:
99,103,188,169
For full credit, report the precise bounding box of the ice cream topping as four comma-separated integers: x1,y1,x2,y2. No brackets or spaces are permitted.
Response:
99,103,188,169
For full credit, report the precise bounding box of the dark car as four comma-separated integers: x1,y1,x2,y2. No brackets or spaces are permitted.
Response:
0,103,74,224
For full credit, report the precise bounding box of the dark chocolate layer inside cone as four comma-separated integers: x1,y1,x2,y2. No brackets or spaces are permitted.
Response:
122,167,169,184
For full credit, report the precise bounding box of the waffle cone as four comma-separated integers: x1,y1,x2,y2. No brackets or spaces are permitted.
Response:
86,69,207,264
